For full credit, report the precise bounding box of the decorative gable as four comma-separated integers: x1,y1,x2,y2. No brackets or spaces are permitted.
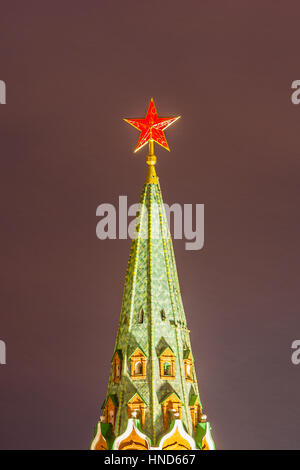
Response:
160,391,182,431
127,392,147,429
130,347,147,380
159,347,176,380
189,394,202,431
102,395,118,430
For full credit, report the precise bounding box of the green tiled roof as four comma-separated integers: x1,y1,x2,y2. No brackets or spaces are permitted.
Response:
99,171,207,447
158,345,175,357
159,390,183,405
128,391,148,405
189,394,200,406
111,349,123,361
183,348,192,359
195,421,215,450
195,422,207,447
129,346,148,358
101,394,119,409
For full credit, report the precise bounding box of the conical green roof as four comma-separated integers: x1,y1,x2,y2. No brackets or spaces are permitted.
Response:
104,176,202,445
91,100,215,450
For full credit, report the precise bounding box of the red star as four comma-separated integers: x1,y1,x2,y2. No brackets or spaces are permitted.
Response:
124,98,180,152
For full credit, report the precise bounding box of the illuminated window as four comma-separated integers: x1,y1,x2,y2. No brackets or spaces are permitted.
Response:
135,361,143,375
112,350,122,383
183,349,193,382
138,308,144,324
130,348,147,380
159,347,175,380
164,362,171,376
127,393,147,430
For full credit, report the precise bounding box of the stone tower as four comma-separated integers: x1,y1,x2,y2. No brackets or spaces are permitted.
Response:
90,99,215,450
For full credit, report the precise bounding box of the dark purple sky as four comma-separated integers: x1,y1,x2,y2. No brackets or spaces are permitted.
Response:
0,1,299,449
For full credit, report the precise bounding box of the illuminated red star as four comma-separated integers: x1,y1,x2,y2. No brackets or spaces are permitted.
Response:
124,98,180,152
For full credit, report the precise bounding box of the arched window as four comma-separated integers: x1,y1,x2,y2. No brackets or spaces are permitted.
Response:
130,348,147,380
161,309,166,321
135,361,143,375
104,395,118,430
138,308,144,324
164,362,171,376
108,410,114,425
184,350,193,382
159,347,176,380
112,350,122,383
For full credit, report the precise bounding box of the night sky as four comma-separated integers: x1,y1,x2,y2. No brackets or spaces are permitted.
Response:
0,1,299,449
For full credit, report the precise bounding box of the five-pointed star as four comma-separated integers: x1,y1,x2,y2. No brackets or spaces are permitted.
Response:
124,98,180,152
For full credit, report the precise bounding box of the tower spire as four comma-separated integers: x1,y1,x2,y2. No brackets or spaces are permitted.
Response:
90,100,215,451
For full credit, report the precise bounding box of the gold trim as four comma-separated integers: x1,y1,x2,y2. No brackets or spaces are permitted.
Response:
145,140,158,184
